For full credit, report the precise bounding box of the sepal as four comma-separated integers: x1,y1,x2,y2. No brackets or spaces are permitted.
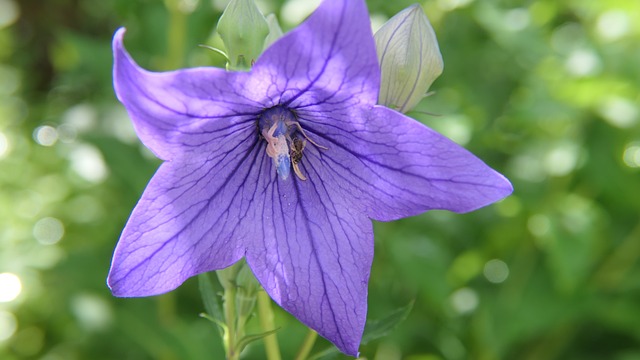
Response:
264,14,284,49
216,0,269,70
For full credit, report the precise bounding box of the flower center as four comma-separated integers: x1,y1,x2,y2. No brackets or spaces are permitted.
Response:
258,106,325,181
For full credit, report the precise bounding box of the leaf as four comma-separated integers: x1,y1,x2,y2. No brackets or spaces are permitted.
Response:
198,272,225,336
308,347,340,360
309,301,415,360
235,328,280,353
362,301,414,344
199,313,228,333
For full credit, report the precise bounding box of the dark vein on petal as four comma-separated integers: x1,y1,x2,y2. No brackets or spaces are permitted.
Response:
281,0,347,107
292,175,347,350
112,138,262,285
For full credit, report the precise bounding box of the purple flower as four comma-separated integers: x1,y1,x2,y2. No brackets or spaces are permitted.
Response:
109,0,512,356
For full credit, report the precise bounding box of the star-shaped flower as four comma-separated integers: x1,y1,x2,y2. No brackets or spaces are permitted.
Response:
109,0,512,356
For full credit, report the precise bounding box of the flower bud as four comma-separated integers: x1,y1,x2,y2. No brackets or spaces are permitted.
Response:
216,261,243,290
235,263,259,320
374,4,444,113
264,14,284,49
216,0,269,71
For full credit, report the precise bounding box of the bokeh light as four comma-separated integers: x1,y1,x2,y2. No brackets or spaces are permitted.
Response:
16,191,44,219
565,49,601,77
543,143,580,177
623,142,640,168
71,294,113,331
0,65,20,94
599,97,639,129
62,104,97,133
437,0,474,11
56,124,77,143
0,0,19,29
0,131,9,159
483,259,510,284
33,217,65,245
0,311,17,341
281,0,320,26
596,10,630,41
33,126,58,147
0,273,22,303
450,288,479,315
528,214,551,237
68,144,108,183
503,8,530,32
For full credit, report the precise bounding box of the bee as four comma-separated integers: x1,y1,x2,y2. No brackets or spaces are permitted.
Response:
290,137,307,181
258,107,328,181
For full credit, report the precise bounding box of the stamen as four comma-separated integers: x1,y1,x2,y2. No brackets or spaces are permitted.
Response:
287,121,328,150
262,123,291,180
258,107,326,181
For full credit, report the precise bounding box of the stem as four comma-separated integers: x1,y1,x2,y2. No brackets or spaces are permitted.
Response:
257,290,281,360
164,0,187,69
294,329,318,360
157,291,177,327
224,284,239,360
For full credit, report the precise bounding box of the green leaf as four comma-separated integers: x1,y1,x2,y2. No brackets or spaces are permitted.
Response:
199,313,228,334
308,347,340,360
309,301,415,360
198,272,225,336
235,328,280,353
362,301,414,344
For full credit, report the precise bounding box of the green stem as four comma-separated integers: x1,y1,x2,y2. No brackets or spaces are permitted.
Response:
257,290,281,360
157,291,177,327
164,0,187,69
294,329,318,360
225,284,239,360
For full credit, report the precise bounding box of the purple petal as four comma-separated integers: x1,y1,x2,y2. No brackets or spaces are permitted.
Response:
110,0,512,356
250,0,379,110
110,123,371,356
107,130,262,295
246,176,372,357
113,28,262,161
296,105,513,221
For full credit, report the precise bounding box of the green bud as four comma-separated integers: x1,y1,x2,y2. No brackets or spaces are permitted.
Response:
264,14,284,49
374,4,444,113
235,263,259,321
216,261,243,290
216,0,269,71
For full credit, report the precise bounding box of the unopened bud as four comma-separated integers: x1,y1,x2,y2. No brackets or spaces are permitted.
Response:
216,0,269,70
216,261,242,290
235,264,259,320
374,4,444,113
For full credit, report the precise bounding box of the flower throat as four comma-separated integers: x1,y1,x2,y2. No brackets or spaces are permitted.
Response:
258,106,326,181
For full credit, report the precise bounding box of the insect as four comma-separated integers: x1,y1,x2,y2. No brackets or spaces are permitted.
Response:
259,107,327,181
290,137,307,181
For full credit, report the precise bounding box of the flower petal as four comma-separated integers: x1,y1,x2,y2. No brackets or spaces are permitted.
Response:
250,0,379,109
113,28,262,161
296,105,513,221
246,177,372,357
108,127,264,296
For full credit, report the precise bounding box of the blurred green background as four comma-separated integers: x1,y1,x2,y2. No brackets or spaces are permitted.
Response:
1,0,639,359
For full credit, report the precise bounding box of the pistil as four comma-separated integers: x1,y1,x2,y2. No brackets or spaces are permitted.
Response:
258,106,326,181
